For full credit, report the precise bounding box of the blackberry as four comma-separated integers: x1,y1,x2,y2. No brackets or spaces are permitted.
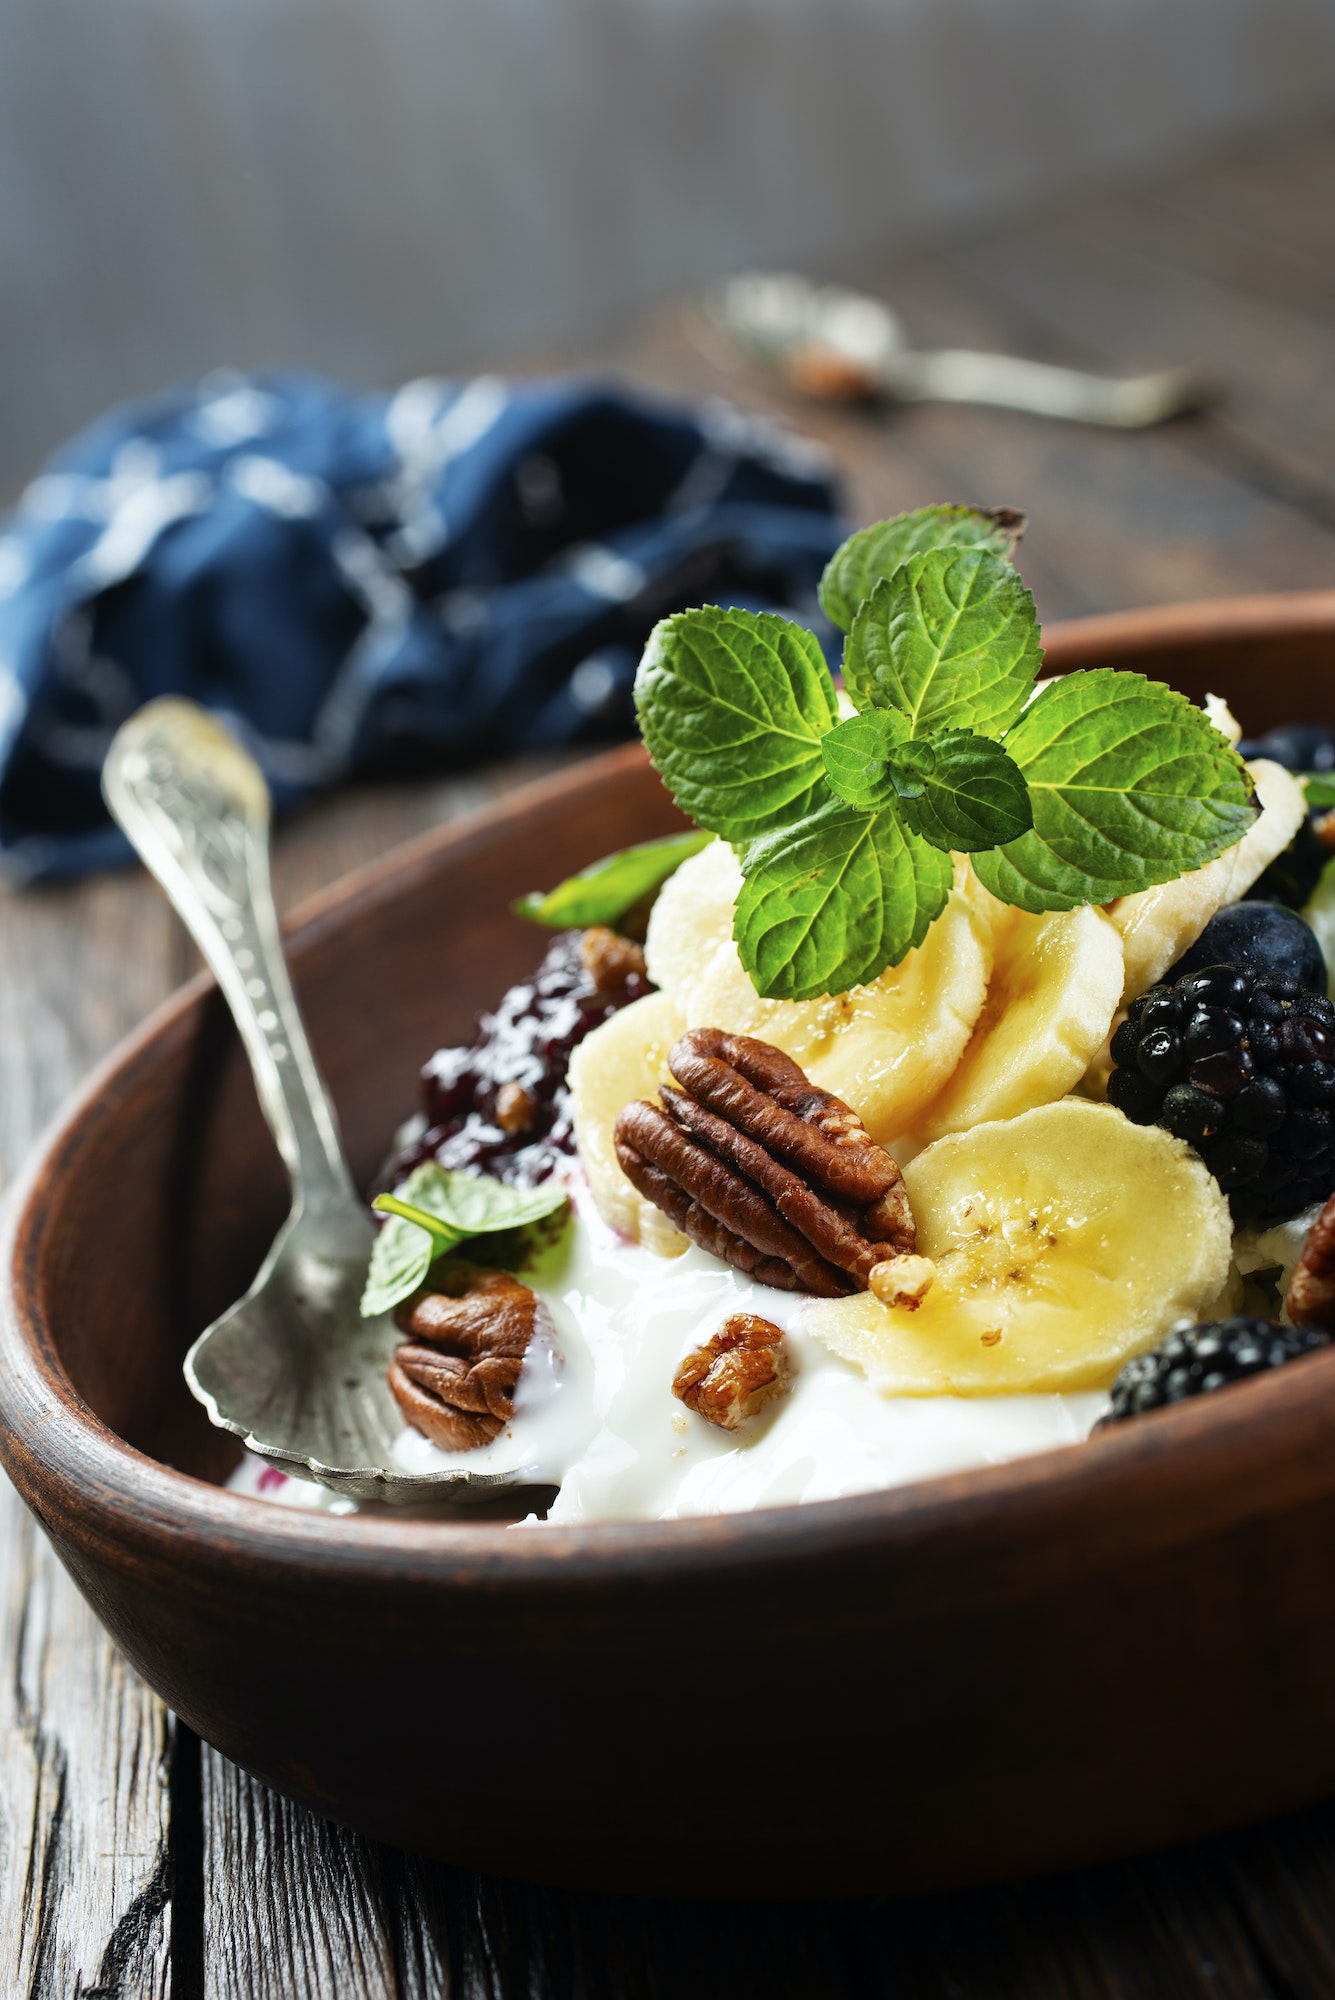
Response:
1108,961,1335,1221
386,930,651,1189
1099,1315,1330,1422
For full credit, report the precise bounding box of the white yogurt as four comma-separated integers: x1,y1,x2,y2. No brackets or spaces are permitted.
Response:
229,1174,1107,1521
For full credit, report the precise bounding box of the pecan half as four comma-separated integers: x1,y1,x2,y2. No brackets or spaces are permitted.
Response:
1289,1194,1335,1331
614,1028,914,1295
673,1313,789,1429
388,1261,555,1450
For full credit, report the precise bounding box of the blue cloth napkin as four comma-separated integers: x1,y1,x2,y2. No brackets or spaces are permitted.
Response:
0,371,843,881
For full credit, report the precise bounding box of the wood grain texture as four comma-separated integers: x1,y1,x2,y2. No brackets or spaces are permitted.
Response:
0,869,180,1999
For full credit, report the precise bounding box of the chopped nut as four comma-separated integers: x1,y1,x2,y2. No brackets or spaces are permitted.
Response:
1289,1193,1335,1330
580,925,647,993
614,1027,914,1295
1316,809,1335,854
673,1313,789,1430
388,1261,556,1451
495,1080,539,1134
869,1254,936,1311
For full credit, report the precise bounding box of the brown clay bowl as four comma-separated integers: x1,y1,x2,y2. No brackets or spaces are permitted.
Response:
5,593,1335,1899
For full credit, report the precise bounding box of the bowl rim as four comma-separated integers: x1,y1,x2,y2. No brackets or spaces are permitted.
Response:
8,593,1335,1595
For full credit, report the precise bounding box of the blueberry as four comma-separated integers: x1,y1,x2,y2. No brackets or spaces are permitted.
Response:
1166,905,1328,994
1237,724,1335,772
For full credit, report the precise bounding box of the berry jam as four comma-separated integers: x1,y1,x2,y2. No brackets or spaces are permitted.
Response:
387,930,652,1189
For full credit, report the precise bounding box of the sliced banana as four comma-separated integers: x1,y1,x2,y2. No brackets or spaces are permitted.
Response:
649,843,994,1142
568,989,688,1255
643,837,741,1014
1108,758,1306,1004
916,903,1124,1139
804,1099,1232,1394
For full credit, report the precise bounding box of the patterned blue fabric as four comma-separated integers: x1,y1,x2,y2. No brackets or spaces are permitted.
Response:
0,372,844,880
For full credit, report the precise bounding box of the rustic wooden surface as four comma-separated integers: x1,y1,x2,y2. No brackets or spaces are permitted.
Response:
6,117,1335,1997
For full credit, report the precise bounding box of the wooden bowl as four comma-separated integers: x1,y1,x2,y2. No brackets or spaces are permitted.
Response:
5,592,1335,1899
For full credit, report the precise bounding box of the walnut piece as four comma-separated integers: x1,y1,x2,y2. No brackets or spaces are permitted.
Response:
1289,1194,1335,1331
614,1027,914,1295
673,1313,789,1430
869,1254,936,1310
580,925,647,993
388,1261,555,1451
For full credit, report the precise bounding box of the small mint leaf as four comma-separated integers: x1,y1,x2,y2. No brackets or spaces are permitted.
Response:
821,709,910,809
818,505,1026,632
360,1164,569,1318
896,731,1033,853
843,547,1041,739
973,671,1255,913
635,607,838,843
514,828,712,929
734,800,952,1001
1304,774,1335,811
884,740,937,801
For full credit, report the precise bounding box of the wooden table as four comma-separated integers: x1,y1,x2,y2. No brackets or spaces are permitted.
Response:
7,116,1335,1999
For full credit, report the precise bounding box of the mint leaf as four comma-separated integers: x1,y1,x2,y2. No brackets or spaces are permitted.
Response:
895,731,1033,853
884,740,937,801
734,800,952,1001
635,607,838,842
821,710,910,809
843,547,1041,739
360,1164,568,1317
514,828,712,929
973,671,1255,913
819,505,1026,632
1305,774,1335,811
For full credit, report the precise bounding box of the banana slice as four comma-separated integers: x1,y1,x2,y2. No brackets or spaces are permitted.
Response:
647,840,994,1142
805,1099,1232,1393
643,837,740,1014
568,990,688,1255
917,903,1125,1139
1108,758,1307,1004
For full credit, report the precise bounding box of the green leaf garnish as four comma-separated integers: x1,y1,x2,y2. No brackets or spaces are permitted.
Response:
842,548,1041,738
972,671,1255,913
894,730,1033,853
360,1163,568,1318
629,506,1265,998
735,800,952,1001
514,828,712,929
1304,774,1335,811
818,504,1026,633
634,606,839,842
820,709,910,809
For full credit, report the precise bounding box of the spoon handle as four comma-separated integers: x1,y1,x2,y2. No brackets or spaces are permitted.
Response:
103,698,362,1225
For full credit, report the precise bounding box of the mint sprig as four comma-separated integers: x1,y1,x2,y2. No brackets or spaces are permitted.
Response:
360,1163,568,1318
515,828,711,929
633,507,1255,1002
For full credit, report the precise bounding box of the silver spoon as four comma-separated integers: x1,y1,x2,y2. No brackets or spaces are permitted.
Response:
706,271,1214,427
102,697,514,1503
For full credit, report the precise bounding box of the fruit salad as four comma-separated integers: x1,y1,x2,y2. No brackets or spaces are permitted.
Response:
229,507,1335,1522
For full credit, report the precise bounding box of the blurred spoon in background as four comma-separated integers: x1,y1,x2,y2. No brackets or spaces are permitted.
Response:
706,271,1214,427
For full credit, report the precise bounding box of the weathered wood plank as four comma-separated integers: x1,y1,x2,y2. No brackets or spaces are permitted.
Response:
0,870,180,1998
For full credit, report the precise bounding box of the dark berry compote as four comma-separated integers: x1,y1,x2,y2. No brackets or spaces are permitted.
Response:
386,927,652,1190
